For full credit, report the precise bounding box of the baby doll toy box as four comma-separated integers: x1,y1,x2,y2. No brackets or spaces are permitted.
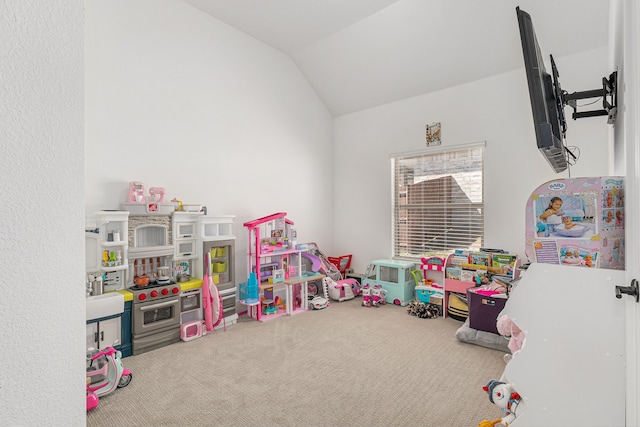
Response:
525,177,625,270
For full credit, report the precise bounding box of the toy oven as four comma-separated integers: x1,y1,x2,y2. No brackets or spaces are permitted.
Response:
180,287,201,313
181,320,205,341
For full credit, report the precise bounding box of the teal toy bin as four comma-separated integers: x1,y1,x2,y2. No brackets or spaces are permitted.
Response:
416,285,444,303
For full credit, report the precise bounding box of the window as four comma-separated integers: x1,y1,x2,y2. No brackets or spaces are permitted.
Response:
391,144,484,260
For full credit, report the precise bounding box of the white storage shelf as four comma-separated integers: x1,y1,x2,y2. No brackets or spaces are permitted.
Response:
85,211,129,291
173,212,201,261
199,215,235,241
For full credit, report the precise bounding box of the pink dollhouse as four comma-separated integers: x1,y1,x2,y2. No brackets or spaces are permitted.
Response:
243,212,319,321
243,212,296,284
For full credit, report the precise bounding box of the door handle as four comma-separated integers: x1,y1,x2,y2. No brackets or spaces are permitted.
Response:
615,279,639,302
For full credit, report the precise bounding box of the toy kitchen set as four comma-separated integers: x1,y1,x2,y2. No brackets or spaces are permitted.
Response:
85,182,237,357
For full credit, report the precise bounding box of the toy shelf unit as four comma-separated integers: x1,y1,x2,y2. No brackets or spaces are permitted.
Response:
443,250,520,320
415,256,445,305
203,238,237,325
361,259,417,306
243,213,319,321
198,215,235,242
172,211,201,262
85,211,129,292
194,215,236,277
193,215,237,326
419,256,445,281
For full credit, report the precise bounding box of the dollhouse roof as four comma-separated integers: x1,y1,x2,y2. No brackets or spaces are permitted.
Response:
243,212,294,229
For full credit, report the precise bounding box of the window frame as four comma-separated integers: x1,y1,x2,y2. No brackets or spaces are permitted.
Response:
390,142,485,261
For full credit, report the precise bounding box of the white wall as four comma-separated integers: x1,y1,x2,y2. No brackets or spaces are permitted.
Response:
333,47,611,271
85,0,335,281
0,1,85,425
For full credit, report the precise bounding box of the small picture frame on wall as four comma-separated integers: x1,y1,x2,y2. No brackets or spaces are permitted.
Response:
426,122,442,146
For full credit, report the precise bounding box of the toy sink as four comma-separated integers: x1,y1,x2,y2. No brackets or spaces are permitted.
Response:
86,292,124,321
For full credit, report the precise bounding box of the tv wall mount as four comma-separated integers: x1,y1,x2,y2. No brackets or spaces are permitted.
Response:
563,71,617,125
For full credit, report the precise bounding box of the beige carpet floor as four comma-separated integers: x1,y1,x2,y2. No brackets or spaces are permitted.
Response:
87,298,507,426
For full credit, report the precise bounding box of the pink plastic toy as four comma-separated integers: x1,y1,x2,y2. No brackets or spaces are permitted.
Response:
86,380,99,411
361,284,372,307
86,346,132,400
371,285,387,307
127,181,145,203
322,276,360,302
148,186,166,203
496,314,525,355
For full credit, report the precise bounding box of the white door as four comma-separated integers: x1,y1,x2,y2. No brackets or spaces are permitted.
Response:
99,317,121,349
502,263,626,426
86,322,99,352
619,0,639,424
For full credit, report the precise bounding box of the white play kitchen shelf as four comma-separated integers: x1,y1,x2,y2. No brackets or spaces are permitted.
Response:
85,211,130,291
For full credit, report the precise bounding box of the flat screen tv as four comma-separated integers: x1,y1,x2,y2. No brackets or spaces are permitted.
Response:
516,6,569,173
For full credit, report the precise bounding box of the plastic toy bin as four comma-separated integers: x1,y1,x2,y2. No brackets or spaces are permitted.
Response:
212,262,227,273
238,282,259,304
415,285,444,303
467,289,507,334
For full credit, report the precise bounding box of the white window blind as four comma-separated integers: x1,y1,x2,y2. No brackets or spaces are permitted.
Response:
391,145,484,260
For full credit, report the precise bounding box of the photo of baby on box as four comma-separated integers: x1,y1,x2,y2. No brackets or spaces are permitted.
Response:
535,194,596,239
525,177,625,270
558,243,598,268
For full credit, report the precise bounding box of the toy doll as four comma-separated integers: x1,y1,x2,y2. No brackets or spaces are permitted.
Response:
583,254,594,267
562,216,576,230
612,239,621,264
606,210,614,223
538,197,563,236
615,210,624,227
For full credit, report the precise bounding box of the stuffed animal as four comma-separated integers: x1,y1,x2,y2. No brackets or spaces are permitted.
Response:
478,380,523,427
496,314,525,356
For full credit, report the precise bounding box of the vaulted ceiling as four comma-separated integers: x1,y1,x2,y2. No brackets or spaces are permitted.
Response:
181,0,609,117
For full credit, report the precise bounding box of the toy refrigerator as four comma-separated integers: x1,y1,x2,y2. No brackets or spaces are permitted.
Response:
525,177,625,270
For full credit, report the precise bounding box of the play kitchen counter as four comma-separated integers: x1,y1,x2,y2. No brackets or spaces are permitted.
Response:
88,278,204,358
108,277,202,299
178,278,203,291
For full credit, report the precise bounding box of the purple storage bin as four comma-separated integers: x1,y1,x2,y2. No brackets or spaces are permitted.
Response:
467,289,507,334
